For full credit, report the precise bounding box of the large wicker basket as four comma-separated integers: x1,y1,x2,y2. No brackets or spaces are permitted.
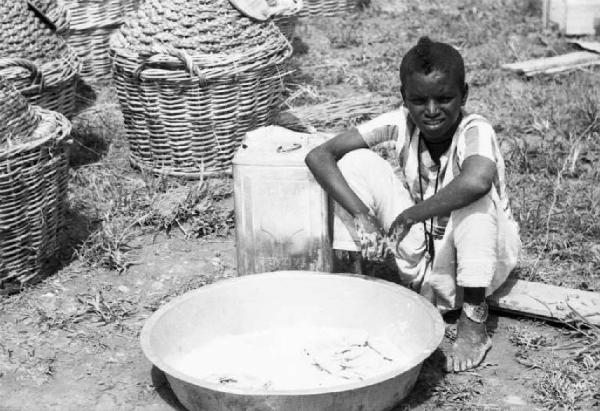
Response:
0,79,71,292
110,0,293,177
0,1,80,119
63,0,139,82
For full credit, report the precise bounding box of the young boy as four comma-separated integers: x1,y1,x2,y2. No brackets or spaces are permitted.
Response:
305,36,520,372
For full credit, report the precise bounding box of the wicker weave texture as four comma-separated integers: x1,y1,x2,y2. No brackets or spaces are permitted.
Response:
27,0,71,34
0,78,42,145
0,57,79,119
67,27,116,81
0,1,80,118
298,0,362,16
0,108,71,288
110,0,292,177
274,16,297,41
64,0,139,82
66,0,138,28
114,65,286,177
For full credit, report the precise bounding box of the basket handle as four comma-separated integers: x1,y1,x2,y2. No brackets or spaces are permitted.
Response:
133,45,206,83
0,57,45,91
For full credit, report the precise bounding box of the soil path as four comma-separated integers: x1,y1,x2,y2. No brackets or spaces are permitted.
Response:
0,234,554,410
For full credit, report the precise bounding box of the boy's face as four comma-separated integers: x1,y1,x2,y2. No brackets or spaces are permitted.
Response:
401,70,468,144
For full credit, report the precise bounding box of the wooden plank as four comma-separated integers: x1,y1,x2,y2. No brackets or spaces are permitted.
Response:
501,51,600,76
489,279,600,326
570,40,600,54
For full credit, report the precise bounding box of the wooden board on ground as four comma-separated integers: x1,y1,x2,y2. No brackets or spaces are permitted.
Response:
489,279,600,326
501,51,600,76
570,40,600,54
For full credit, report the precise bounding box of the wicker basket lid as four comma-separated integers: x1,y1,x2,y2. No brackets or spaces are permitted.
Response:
27,0,70,34
0,0,72,63
0,0,79,92
0,77,42,147
111,0,291,78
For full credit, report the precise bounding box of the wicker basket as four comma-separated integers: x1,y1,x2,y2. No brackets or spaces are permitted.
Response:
27,0,71,34
297,0,363,17
0,78,71,291
110,0,292,177
0,1,80,119
64,0,139,82
274,16,298,41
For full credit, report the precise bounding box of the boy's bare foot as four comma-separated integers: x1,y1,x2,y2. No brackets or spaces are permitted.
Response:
444,310,492,372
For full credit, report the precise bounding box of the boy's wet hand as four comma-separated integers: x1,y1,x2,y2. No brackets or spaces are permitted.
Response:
354,213,389,262
388,213,415,244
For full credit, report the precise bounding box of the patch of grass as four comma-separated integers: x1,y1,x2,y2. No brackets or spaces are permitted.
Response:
508,324,555,350
26,1,599,408
508,318,600,409
68,128,234,273
76,289,137,327
325,16,363,49
532,360,597,410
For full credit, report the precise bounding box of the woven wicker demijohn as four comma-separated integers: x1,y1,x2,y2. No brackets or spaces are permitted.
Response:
0,0,80,119
110,0,293,177
0,77,71,293
62,0,140,83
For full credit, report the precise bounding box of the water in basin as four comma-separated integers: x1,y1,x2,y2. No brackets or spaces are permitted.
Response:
168,326,415,392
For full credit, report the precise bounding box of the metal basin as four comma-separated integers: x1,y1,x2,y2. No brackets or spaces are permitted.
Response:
141,271,444,411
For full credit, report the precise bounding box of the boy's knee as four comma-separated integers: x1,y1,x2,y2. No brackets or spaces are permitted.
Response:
337,149,393,176
452,193,495,221
452,195,499,289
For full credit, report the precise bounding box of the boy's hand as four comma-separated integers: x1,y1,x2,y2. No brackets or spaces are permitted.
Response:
388,212,416,245
354,212,390,261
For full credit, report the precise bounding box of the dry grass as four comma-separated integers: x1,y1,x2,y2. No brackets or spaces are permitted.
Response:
508,314,600,409
1,0,596,408
66,101,234,273
284,2,600,408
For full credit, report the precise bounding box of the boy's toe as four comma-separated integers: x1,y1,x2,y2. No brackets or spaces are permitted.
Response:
443,354,454,372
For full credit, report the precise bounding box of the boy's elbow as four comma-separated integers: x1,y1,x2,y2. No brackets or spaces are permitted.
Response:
305,146,328,169
305,147,316,163
305,148,318,169
468,177,493,197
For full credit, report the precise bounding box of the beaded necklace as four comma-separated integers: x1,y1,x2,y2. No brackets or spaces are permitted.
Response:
417,134,441,261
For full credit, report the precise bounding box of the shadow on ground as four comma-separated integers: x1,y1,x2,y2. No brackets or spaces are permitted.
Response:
151,366,187,411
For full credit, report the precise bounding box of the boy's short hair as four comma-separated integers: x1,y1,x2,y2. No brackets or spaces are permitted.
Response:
400,36,465,87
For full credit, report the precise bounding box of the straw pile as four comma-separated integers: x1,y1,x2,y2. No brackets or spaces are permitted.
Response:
110,0,293,177
0,78,71,293
275,95,401,133
63,0,139,82
0,0,80,118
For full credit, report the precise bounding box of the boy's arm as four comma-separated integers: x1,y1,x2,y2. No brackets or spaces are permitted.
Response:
389,155,496,237
306,127,389,259
305,127,371,219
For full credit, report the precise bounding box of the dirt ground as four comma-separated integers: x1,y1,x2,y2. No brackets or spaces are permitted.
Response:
2,0,599,409
0,232,570,410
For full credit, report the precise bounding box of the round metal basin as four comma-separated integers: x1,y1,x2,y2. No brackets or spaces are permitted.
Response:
141,271,444,411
